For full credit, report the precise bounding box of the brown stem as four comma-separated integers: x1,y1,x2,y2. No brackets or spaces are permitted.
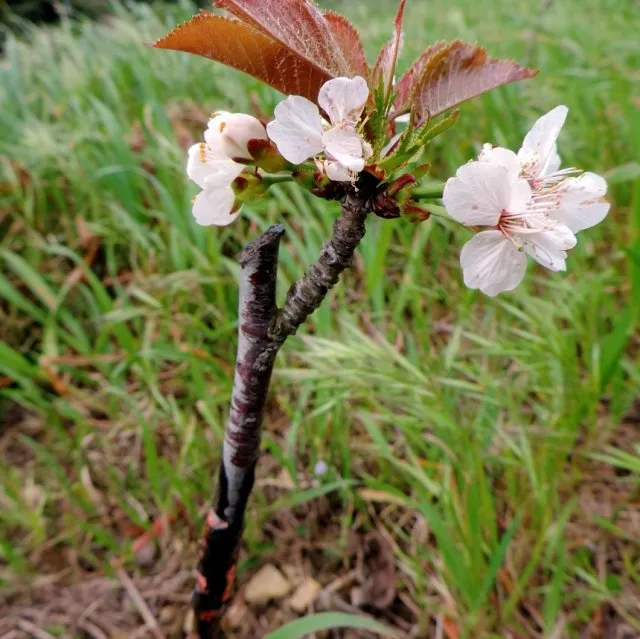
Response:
193,184,374,638
271,190,371,341
193,225,284,638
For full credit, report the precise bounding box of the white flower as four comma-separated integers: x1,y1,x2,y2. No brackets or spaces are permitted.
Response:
186,112,269,226
266,76,371,182
444,106,610,296
186,141,243,226
207,111,268,161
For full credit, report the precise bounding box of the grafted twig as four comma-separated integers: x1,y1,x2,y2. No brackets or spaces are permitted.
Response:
193,183,375,638
193,226,284,638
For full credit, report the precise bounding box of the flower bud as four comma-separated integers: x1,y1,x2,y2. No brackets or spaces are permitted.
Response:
207,112,268,161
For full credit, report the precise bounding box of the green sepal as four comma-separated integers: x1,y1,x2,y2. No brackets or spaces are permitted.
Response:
247,138,289,173
414,109,460,145
232,173,268,203
402,204,432,223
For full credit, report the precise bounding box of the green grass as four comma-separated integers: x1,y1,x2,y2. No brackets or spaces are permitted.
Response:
1,0,639,637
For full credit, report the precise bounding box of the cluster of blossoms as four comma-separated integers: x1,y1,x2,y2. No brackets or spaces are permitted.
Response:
186,76,370,226
186,111,268,226
266,76,372,182
187,81,609,296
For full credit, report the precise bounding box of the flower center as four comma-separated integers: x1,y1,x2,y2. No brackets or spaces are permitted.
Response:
498,205,555,244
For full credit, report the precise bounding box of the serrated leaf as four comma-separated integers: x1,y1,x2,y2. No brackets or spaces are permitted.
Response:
392,42,447,114
323,11,369,79
153,13,330,102
215,0,354,80
394,40,537,120
372,0,406,100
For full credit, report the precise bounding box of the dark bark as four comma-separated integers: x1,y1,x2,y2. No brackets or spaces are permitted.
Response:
193,187,374,638
271,190,370,341
193,226,284,638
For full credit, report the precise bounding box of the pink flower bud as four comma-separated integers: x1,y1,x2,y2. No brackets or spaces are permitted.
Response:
207,112,268,161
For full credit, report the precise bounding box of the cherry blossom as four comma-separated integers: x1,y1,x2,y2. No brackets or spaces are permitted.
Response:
208,111,268,161
186,113,268,226
266,76,372,182
444,106,609,296
186,143,242,226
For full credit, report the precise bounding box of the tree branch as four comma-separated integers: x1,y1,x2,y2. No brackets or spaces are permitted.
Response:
271,190,371,341
193,183,375,638
193,225,284,638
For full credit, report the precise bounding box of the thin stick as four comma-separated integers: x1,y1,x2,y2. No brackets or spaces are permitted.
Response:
16,620,56,639
116,567,165,639
193,182,375,638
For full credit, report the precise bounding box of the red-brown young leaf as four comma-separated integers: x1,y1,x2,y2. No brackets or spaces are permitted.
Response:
214,0,354,80
397,40,537,121
323,11,369,79
153,13,330,103
372,0,407,97
392,42,448,115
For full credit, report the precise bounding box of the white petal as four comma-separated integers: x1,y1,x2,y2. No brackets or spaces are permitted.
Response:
186,143,243,190
443,161,529,227
555,172,610,233
479,145,521,182
520,223,576,271
206,112,268,160
318,76,369,125
203,160,244,190
323,160,355,182
460,230,527,296
187,143,215,189
479,147,532,213
543,148,562,175
322,124,366,172
509,179,534,214
266,96,324,164
203,111,231,148
519,105,568,177
191,189,239,226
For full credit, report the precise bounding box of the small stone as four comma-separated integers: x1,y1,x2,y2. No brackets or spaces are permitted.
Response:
244,564,291,605
225,601,250,629
281,563,303,586
288,577,322,613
